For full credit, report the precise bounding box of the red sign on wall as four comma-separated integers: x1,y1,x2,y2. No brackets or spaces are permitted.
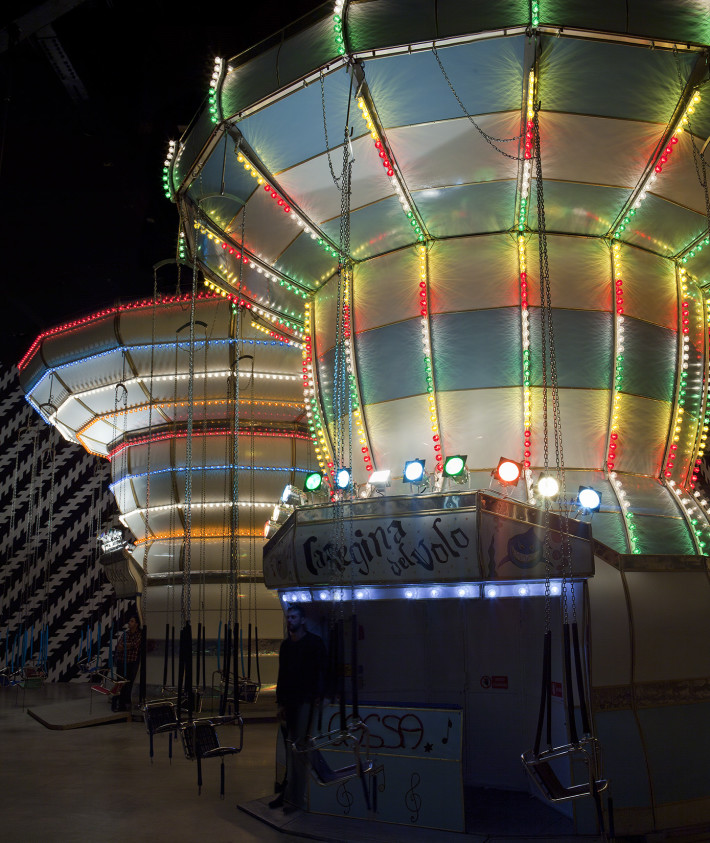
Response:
551,681,563,698
491,675,508,690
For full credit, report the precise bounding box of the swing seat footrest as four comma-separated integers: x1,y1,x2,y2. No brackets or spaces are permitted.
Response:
522,746,608,803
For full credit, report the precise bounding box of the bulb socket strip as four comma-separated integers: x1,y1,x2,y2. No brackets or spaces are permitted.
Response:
194,220,311,300
341,268,373,475
234,149,342,266
356,94,426,243
19,292,225,372
28,336,297,428
162,140,177,200
333,1,347,55
609,472,641,554
109,425,310,462
80,398,305,457
135,529,262,546
203,276,303,339
516,71,536,502
517,71,536,233
665,268,692,483
607,243,625,473
614,92,701,239
418,244,443,472
303,303,335,477
124,500,274,520
667,480,710,553
208,57,224,125
110,463,310,493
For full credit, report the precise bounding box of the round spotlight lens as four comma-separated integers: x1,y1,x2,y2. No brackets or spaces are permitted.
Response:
578,487,601,510
517,585,530,596
318,590,329,601
497,460,521,484
538,476,559,497
404,460,425,482
443,456,466,477
304,472,323,492
335,468,351,489
485,586,498,598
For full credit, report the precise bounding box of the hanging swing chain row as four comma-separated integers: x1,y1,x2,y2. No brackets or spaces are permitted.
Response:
533,106,574,625
432,46,524,161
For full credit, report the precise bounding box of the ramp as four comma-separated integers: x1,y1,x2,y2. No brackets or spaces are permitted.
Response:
27,699,130,730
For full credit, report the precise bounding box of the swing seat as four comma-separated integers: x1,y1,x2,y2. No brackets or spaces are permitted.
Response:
307,747,374,786
143,700,179,735
20,665,47,689
238,678,260,703
522,738,608,802
297,721,376,788
90,670,127,698
0,668,20,688
181,715,244,761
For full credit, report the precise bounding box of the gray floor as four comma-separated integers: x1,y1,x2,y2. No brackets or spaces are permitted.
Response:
0,683,605,843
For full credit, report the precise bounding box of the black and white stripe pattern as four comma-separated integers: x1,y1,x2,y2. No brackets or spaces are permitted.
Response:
0,365,133,680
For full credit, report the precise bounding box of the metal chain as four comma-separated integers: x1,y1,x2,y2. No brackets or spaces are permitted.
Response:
321,71,344,190
182,253,198,626
534,107,573,624
432,46,524,160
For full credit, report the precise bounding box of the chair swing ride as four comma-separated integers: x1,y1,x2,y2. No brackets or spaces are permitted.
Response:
16,0,710,836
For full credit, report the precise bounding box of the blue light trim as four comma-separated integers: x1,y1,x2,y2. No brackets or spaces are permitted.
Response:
278,581,565,603
110,464,308,491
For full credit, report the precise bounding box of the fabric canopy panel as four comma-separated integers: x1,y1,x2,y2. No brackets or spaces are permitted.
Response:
165,1,710,556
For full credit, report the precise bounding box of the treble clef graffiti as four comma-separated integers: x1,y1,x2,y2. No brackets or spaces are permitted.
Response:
336,781,354,815
404,771,422,823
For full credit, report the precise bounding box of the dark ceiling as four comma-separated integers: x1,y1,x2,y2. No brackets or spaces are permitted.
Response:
0,0,326,366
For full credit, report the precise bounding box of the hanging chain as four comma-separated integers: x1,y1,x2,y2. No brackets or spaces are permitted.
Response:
182,253,198,626
432,46,524,160
534,106,573,624
321,71,344,190
143,271,160,625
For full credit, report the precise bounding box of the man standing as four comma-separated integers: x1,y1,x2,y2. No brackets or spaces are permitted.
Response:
271,604,327,808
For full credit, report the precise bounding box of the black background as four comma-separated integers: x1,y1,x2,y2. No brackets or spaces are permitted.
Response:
0,0,326,366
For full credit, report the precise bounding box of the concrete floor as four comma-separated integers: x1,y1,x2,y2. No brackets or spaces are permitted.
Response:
0,682,608,843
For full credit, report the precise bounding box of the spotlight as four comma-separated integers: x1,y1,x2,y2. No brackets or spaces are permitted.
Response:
578,486,602,511
271,504,291,525
335,468,351,490
264,521,279,539
281,484,305,506
368,469,391,489
304,472,324,493
443,455,468,483
537,474,559,498
485,585,499,598
517,584,530,597
403,459,426,483
494,457,522,486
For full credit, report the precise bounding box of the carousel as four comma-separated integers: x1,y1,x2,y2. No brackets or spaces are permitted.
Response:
19,0,710,838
